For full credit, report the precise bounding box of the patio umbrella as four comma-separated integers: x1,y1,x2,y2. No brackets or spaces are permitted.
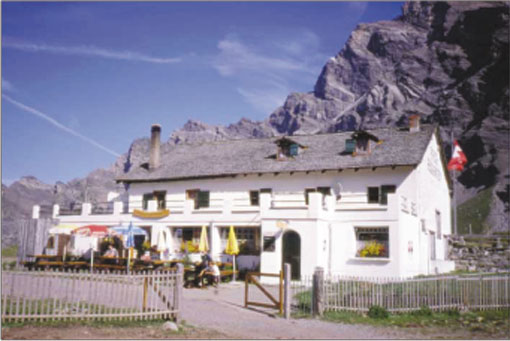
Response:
110,225,147,248
72,225,111,238
156,229,167,255
198,225,209,252
225,226,239,281
48,224,80,235
125,222,135,272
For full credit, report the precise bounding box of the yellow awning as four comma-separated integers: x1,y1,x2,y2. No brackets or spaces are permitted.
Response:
48,224,79,235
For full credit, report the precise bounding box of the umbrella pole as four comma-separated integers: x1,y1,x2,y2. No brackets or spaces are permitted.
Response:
233,255,236,282
127,247,132,273
90,246,94,273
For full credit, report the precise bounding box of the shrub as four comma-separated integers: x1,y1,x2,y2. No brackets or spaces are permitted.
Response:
367,305,389,319
413,305,433,316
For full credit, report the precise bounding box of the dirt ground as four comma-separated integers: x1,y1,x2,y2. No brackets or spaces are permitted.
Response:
2,283,509,340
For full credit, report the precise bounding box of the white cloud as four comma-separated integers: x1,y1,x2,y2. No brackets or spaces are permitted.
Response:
3,40,181,64
2,94,121,158
213,31,326,115
2,78,15,92
213,38,315,77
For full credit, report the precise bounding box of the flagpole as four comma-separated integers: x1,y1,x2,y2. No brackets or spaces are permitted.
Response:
451,129,457,235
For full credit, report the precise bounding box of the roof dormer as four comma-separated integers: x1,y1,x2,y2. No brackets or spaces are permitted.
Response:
346,130,381,156
274,137,306,160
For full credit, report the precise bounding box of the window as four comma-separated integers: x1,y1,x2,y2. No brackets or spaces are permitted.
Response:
260,188,272,194
250,190,260,206
142,191,167,210
221,227,260,255
305,188,316,205
355,227,389,258
186,189,209,209
317,187,331,196
367,185,396,205
436,210,442,239
263,236,276,252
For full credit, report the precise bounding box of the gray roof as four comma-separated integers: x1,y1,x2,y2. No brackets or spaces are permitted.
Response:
117,125,438,183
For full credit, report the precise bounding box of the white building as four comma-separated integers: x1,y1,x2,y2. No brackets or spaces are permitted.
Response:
37,120,455,279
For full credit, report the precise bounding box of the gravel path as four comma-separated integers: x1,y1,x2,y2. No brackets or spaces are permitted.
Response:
181,283,413,339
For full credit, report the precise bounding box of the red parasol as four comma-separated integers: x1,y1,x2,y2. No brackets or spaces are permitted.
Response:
72,225,111,238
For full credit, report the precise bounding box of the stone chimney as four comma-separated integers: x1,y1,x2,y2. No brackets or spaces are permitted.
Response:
409,115,420,133
149,124,161,169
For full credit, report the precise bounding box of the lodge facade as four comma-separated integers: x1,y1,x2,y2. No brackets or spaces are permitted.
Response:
34,121,455,279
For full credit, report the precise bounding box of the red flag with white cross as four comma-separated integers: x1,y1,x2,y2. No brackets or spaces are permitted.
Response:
447,140,468,171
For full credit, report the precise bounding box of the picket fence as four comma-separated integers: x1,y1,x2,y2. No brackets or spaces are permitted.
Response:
291,273,510,314
1,269,183,323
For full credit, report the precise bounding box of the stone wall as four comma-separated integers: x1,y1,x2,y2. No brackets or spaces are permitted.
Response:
447,235,510,273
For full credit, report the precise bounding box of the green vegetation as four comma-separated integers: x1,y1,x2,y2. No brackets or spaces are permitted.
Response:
321,307,510,332
457,186,493,234
367,305,389,319
1,298,178,328
3,317,178,329
2,245,18,258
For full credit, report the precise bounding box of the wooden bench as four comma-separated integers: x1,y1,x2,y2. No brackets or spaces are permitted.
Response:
219,269,239,282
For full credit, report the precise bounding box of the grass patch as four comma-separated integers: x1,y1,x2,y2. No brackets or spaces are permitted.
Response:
457,186,493,234
2,245,18,258
2,317,173,329
320,308,510,331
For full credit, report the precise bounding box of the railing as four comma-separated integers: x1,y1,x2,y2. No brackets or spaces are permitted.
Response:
291,273,510,315
91,202,114,215
59,203,83,216
1,269,183,323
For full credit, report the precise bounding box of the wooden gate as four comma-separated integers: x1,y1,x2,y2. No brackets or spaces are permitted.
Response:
244,271,283,315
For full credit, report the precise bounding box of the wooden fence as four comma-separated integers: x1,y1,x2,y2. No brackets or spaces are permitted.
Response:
1,268,183,323
291,273,510,315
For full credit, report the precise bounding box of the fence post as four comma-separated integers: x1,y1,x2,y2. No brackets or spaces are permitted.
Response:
283,263,291,319
174,264,184,322
312,267,324,317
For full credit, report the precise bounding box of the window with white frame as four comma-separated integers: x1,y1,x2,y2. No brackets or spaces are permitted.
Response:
220,227,260,255
355,227,389,258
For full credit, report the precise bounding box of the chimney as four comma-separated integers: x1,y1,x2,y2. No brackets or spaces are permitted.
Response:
149,124,161,169
409,115,420,132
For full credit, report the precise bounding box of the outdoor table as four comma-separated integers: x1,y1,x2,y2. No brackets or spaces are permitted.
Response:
28,255,62,262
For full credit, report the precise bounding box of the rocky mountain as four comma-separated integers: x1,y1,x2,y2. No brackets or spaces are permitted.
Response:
2,1,508,246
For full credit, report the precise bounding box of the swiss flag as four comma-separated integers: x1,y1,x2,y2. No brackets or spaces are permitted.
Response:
448,140,468,171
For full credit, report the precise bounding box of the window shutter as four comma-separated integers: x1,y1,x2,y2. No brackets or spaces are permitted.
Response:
250,191,259,206
380,185,396,205
197,191,210,208
142,193,153,210
367,187,379,204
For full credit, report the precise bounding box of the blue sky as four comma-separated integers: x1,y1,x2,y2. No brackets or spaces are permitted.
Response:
2,1,403,185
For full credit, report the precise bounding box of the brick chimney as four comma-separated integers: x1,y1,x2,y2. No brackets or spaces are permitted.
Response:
149,124,161,169
409,115,420,133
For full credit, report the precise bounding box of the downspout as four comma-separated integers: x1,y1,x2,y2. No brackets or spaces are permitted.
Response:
328,223,332,276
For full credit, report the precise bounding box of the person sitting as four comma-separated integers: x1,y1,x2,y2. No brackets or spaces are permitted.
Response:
103,244,119,258
199,261,220,287
140,251,152,262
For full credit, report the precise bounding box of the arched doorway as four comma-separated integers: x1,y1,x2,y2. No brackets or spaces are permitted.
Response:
282,230,301,280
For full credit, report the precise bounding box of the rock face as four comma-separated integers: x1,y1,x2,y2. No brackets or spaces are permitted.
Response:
2,1,509,246
268,1,509,229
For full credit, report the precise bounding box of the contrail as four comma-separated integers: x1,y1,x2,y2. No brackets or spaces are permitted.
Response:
2,94,121,158
3,41,181,64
